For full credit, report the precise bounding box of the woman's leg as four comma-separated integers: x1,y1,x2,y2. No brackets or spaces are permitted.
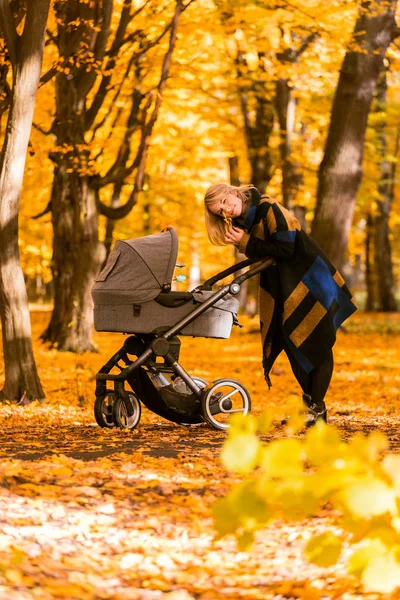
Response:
307,348,334,406
285,347,334,424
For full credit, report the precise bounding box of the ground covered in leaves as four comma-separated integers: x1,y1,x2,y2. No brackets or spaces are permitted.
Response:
0,310,400,599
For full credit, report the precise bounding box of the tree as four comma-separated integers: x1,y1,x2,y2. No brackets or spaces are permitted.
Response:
217,1,320,203
275,30,317,209
311,0,400,271
0,0,50,400
38,0,188,352
373,69,398,311
236,50,275,194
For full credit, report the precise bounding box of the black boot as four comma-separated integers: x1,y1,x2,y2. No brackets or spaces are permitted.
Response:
302,394,327,427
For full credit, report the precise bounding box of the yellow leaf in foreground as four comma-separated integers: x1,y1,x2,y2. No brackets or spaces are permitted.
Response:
340,479,397,518
382,454,400,486
257,410,273,434
237,530,254,551
348,431,388,463
304,421,341,466
362,554,400,594
261,438,304,478
305,532,342,568
348,538,387,578
228,413,258,436
221,433,260,473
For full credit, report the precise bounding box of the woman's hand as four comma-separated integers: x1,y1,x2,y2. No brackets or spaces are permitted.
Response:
225,226,244,247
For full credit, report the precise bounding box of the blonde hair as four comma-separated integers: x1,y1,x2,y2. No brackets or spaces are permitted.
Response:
204,183,254,245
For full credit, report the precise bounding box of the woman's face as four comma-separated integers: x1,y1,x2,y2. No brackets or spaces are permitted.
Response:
209,193,243,219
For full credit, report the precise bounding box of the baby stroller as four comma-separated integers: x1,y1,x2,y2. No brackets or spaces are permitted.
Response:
92,228,272,430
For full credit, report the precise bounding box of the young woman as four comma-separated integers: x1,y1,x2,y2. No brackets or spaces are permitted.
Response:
204,183,357,426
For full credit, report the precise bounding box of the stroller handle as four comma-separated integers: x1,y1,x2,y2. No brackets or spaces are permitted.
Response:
195,257,273,291
232,257,274,285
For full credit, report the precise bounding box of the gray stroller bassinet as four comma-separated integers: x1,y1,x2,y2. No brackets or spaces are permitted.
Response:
92,228,272,431
92,228,239,339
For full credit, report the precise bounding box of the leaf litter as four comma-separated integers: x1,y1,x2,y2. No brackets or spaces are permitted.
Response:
0,311,399,599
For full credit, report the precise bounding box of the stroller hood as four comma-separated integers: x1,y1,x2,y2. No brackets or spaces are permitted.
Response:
92,228,178,305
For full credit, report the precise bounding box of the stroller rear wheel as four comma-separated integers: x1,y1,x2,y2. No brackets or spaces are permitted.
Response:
201,379,251,431
94,392,116,428
113,393,141,430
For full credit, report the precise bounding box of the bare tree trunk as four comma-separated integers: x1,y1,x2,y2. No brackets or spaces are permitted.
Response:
43,165,104,352
374,72,397,311
228,156,240,187
275,78,303,209
274,33,316,209
235,54,275,193
311,0,399,270
292,205,307,230
229,156,247,305
240,92,274,193
365,212,376,311
0,0,50,400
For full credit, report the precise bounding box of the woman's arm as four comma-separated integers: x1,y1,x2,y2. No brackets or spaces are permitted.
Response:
237,201,300,260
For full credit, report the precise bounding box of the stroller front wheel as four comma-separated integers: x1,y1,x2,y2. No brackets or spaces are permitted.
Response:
113,393,141,430
94,392,116,428
201,379,251,431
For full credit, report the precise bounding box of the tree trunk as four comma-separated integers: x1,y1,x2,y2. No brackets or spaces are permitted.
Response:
43,167,104,352
292,204,307,231
365,212,376,311
311,0,399,270
102,181,123,268
0,0,50,400
243,94,274,193
374,72,397,311
229,156,252,311
236,55,274,193
42,32,106,352
275,78,303,209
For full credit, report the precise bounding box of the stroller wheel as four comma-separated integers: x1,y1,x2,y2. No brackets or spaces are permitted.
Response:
201,379,251,431
113,393,141,430
192,376,208,387
94,392,116,428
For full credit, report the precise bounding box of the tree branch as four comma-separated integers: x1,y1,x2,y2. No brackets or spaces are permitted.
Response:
141,0,184,137
0,0,18,67
76,0,113,101
92,106,124,161
32,199,52,219
45,26,58,47
85,0,134,130
297,31,318,57
32,121,52,135
93,0,113,63
102,0,152,59
96,89,150,189
111,0,194,58
97,0,185,219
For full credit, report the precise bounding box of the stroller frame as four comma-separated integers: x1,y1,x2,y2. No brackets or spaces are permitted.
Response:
95,256,273,429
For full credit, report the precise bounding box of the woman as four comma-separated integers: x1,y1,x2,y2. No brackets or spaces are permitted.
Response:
204,183,357,426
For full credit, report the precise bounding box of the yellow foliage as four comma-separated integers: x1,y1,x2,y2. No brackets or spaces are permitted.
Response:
216,413,400,593
305,532,342,568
